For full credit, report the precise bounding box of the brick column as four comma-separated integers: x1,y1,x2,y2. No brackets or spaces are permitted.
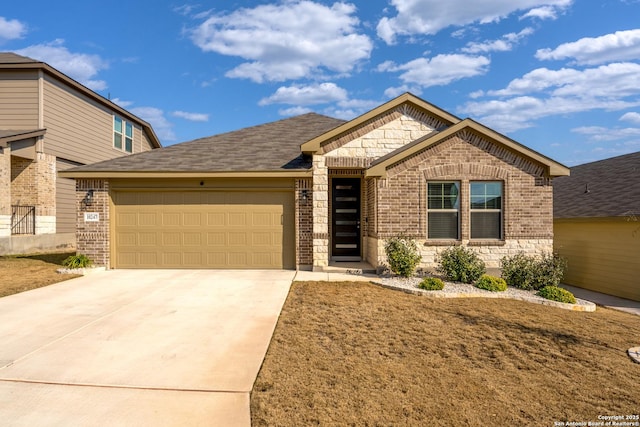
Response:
76,179,110,267
0,147,10,238
312,155,329,270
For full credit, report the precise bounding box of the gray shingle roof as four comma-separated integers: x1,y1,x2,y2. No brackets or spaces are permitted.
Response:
68,113,345,173
554,151,640,218
0,52,38,64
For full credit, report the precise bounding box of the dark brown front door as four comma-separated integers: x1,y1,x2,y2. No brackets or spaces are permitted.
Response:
331,178,361,260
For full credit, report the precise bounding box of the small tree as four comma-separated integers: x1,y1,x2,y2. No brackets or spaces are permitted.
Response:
384,235,422,277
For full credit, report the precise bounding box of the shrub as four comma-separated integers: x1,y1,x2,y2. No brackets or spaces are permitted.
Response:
537,286,576,304
437,246,485,284
418,277,445,291
501,252,567,290
475,274,507,292
384,235,422,277
62,254,93,269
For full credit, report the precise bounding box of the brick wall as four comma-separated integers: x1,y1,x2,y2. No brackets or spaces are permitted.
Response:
296,178,313,268
76,179,110,266
0,148,10,237
372,131,555,268
10,153,56,234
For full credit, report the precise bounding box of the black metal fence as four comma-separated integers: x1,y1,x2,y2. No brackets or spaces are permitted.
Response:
11,205,35,235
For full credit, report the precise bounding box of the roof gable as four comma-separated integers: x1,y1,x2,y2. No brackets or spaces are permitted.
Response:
301,93,459,154
554,151,640,218
366,119,569,178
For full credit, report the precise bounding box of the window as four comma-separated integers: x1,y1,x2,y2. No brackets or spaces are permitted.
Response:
470,181,502,239
114,116,133,153
427,182,460,239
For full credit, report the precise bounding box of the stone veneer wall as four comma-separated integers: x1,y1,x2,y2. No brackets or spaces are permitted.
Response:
296,178,313,269
312,155,329,269
371,130,555,269
311,106,449,269
0,147,10,237
76,179,110,267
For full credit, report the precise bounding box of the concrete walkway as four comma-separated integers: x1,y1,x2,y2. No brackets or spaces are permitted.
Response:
0,269,294,426
560,284,640,316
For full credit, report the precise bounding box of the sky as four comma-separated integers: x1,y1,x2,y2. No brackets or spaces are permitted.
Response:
1,0,640,166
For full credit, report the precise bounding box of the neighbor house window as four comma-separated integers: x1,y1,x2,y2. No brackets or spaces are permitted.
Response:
470,181,502,239
427,182,460,239
113,116,133,153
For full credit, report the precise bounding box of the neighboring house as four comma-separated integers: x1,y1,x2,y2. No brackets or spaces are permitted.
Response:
0,52,161,255
554,151,640,301
60,93,569,271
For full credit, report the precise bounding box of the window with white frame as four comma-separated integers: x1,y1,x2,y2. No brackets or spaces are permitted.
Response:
113,116,133,153
470,181,502,239
427,182,460,239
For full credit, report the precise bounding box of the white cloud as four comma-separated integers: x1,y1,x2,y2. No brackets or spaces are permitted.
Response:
462,28,534,54
572,126,640,141
171,110,209,122
259,83,348,106
379,54,490,88
536,29,640,65
460,63,640,132
376,0,571,44
111,98,133,108
620,112,640,124
520,6,560,20
0,16,27,41
130,107,176,142
260,82,378,119
15,40,108,91
488,63,640,98
189,1,372,82
279,106,313,116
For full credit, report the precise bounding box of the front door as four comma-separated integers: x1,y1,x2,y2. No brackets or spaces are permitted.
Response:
331,178,361,261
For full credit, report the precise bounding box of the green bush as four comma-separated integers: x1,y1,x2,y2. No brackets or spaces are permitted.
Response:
384,235,422,277
436,246,485,284
418,277,445,291
62,254,93,269
537,286,576,304
475,274,507,292
501,252,567,290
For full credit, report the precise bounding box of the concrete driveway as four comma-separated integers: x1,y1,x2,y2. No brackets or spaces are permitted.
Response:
0,269,294,426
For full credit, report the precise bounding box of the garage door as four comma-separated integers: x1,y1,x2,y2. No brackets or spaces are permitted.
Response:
113,190,295,269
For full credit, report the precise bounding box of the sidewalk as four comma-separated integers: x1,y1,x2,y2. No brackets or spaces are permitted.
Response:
560,284,640,316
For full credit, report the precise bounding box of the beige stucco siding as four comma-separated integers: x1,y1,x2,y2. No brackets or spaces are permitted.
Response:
0,70,39,129
42,75,150,165
554,218,640,301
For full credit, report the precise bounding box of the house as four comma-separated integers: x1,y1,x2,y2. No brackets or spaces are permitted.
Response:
0,52,161,255
554,151,640,301
60,93,569,271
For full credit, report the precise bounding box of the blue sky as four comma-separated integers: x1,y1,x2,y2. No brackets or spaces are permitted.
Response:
2,1,640,165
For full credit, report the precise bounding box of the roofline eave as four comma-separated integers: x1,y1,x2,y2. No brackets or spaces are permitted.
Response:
58,170,313,179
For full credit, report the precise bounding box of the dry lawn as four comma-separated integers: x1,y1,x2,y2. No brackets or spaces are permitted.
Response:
0,252,80,297
251,281,640,426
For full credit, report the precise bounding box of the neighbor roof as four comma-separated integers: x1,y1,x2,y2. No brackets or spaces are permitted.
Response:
61,113,345,178
0,52,161,148
554,151,640,218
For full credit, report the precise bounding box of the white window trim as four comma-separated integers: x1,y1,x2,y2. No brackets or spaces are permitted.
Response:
469,181,503,240
113,116,134,153
427,181,461,240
